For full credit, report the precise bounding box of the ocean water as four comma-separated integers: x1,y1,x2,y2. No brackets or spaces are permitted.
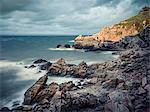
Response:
0,35,118,108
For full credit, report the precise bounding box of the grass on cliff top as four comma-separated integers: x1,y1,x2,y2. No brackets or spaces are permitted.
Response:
114,7,150,32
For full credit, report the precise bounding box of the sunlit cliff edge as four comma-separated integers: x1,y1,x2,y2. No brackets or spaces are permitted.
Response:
75,7,150,44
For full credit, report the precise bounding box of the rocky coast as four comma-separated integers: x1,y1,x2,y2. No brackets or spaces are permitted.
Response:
1,26,149,112
1,7,150,112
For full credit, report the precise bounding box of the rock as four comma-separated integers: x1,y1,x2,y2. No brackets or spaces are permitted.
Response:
138,87,146,94
28,64,36,68
88,77,98,84
73,61,88,78
12,101,20,107
144,84,150,90
59,81,75,91
99,94,109,103
48,63,63,75
12,106,32,111
64,44,71,48
23,75,48,105
33,59,47,64
39,62,52,70
142,77,147,87
56,58,66,65
71,93,98,109
57,44,62,48
0,107,11,112
35,82,59,102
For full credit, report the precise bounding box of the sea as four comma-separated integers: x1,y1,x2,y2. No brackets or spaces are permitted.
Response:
0,35,118,108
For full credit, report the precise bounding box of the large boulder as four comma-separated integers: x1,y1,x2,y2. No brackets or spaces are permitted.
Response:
23,75,48,105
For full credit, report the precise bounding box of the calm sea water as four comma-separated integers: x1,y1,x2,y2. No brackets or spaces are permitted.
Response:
0,35,117,108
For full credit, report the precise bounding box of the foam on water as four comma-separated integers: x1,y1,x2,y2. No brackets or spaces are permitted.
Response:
0,60,46,80
68,40,75,43
48,47,84,52
0,60,46,108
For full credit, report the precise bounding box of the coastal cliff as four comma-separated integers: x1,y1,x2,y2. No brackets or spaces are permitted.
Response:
1,27,149,112
75,7,150,48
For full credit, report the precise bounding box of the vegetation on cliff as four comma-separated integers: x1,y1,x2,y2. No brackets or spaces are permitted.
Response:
75,7,150,42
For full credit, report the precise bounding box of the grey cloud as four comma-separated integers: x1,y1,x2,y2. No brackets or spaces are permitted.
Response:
0,0,36,14
0,0,149,35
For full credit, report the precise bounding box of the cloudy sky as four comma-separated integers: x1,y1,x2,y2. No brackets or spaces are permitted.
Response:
0,0,149,35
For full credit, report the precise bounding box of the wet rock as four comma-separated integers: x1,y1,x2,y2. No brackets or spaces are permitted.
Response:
23,75,48,105
73,61,88,78
33,59,47,64
39,62,52,70
0,107,11,112
28,64,36,68
12,106,32,111
57,44,62,48
59,81,75,91
35,82,59,102
56,58,66,65
48,63,63,75
64,44,71,48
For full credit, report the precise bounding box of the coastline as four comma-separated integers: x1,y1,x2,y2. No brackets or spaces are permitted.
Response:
1,27,149,112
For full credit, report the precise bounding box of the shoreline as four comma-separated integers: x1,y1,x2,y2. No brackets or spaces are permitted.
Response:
1,27,149,112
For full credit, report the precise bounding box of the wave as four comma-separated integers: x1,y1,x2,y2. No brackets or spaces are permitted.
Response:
0,60,46,80
0,60,46,108
68,40,75,43
48,47,84,52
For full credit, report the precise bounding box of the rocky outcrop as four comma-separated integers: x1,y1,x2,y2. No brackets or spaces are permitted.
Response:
74,7,150,50
23,75,48,105
56,44,71,48
48,59,95,78
2,22,149,112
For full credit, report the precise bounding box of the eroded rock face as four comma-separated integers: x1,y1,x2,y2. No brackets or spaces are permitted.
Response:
23,75,48,105
75,8,149,48
5,25,150,112
35,82,59,103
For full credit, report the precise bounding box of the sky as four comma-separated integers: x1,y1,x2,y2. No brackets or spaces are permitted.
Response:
0,0,149,35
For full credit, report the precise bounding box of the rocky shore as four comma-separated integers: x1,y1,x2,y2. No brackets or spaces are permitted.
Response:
1,26,149,112
73,7,150,52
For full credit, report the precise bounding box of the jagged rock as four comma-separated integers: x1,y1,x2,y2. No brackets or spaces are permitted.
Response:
56,58,66,65
0,107,11,112
23,75,48,105
39,62,52,70
12,106,32,112
28,64,36,68
35,82,59,102
71,93,98,109
33,59,47,64
59,81,75,91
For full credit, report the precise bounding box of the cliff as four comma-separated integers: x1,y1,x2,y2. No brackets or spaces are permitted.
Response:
75,7,150,44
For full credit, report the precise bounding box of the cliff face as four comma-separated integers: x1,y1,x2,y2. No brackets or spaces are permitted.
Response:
75,7,150,43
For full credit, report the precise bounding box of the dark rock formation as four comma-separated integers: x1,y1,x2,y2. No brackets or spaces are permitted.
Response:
56,44,71,48
4,27,149,112
33,59,47,64
39,62,52,70
23,75,48,105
